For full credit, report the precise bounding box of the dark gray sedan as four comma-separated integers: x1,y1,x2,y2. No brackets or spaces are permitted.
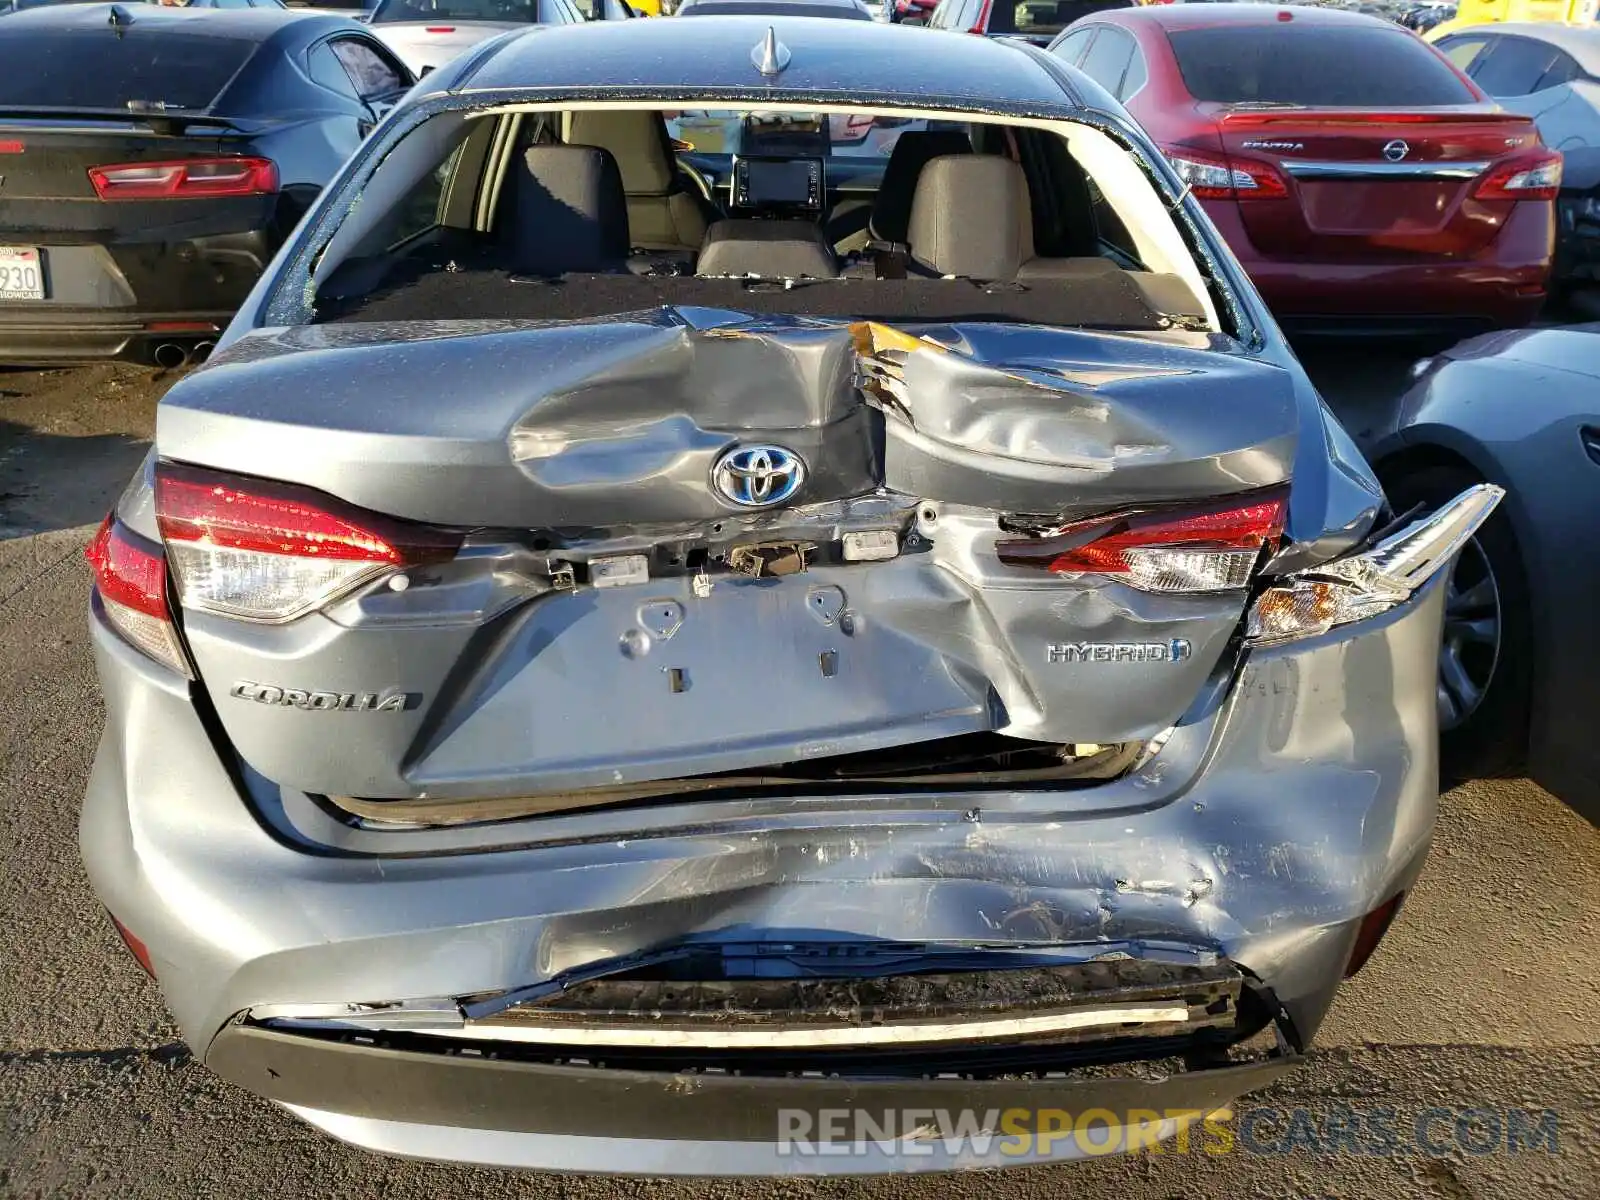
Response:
1370,325,1600,824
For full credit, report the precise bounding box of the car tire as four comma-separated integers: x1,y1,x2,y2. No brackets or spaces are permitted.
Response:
1380,464,1533,785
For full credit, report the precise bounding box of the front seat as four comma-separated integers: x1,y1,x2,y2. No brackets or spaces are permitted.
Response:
868,129,973,248
905,153,1034,281
508,145,631,276
566,110,715,254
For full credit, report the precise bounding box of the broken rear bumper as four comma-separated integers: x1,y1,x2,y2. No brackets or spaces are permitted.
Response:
80,573,1445,1173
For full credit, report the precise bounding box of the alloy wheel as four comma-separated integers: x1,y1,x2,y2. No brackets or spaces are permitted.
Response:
1437,537,1502,731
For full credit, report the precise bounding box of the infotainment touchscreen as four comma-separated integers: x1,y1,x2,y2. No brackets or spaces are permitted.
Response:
732,157,824,211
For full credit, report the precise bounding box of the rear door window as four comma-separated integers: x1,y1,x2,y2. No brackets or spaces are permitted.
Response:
330,37,409,97
1435,35,1490,73
1078,25,1135,95
1165,25,1477,106
1119,40,1147,100
1534,50,1582,91
1467,35,1567,96
1050,27,1095,66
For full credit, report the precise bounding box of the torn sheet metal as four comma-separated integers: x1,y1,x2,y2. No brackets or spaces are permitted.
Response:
159,310,1310,529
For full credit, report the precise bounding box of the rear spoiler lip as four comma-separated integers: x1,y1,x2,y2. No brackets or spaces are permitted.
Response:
1213,105,1538,128
0,106,248,134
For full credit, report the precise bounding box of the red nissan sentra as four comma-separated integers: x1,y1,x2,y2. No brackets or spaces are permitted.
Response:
1048,4,1560,335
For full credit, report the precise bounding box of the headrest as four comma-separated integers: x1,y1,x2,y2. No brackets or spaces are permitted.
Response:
695,219,839,280
869,130,972,246
566,109,676,195
906,154,1033,281
511,145,630,276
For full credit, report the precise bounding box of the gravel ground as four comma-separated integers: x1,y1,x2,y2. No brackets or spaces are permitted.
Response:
2,360,1597,1200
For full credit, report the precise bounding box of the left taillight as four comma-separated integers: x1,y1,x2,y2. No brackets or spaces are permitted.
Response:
995,490,1287,594
1162,145,1289,201
154,462,462,623
85,514,193,677
87,156,278,201
1472,148,1563,202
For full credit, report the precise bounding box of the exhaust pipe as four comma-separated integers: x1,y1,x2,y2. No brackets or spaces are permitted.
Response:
190,340,215,364
152,342,189,370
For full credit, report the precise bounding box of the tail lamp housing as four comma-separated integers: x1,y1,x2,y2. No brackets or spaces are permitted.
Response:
1471,148,1563,202
88,157,278,201
1246,484,1503,646
996,490,1287,594
154,462,462,623
85,514,192,677
1162,146,1289,201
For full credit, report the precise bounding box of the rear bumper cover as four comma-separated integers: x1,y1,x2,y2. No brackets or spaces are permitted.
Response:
208,1023,1298,1174
1205,200,1553,329
80,575,1447,1172
0,309,230,363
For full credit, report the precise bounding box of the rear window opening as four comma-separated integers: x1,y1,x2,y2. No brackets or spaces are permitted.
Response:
0,32,258,113
326,735,1144,827
1165,25,1479,108
299,101,1223,334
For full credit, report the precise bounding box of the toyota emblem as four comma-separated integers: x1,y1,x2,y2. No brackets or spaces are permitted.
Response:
711,444,806,508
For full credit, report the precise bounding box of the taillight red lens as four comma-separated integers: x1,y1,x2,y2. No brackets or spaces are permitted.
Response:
154,462,462,623
1472,149,1563,202
88,157,278,201
1344,893,1404,978
996,491,1287,594
1163,146,1289,201
110,914,156,978
85,513,192,676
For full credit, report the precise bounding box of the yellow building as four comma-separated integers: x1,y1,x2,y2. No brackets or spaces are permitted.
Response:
1427,0,1598,40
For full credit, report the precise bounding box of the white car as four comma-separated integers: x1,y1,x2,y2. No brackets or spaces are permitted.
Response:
365,0,583,76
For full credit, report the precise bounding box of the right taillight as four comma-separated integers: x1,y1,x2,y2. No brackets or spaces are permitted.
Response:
995,490,1287,593
1162,145,1288,201
154,462,462,624
88,157,278,201
85,513,192,677
1247,484,1503,647
1472,148,1563,202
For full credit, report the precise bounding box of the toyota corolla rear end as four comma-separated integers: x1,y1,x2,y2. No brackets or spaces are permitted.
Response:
77,26,1501,1173
1151,10,1557,336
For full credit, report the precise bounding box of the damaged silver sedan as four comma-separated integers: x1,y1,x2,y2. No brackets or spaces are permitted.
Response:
80,14,1500,1175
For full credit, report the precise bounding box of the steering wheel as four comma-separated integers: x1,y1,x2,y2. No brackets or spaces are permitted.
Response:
676,158,723,216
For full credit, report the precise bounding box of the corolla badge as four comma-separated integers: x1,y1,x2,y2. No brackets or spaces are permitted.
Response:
230,681,416,712
712,444,806,508
1383,139,1411,162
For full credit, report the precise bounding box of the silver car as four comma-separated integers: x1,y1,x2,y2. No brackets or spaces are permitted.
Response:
81,15,1496,1175
364,0,582,76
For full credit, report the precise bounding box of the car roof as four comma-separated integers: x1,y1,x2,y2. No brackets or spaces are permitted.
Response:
1453,21,1600,76
1104,2,1401,30
462,15,1074,107
0,1,357,40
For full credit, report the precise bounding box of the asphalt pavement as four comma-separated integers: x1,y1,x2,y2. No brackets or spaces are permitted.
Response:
2,360,1598,1200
